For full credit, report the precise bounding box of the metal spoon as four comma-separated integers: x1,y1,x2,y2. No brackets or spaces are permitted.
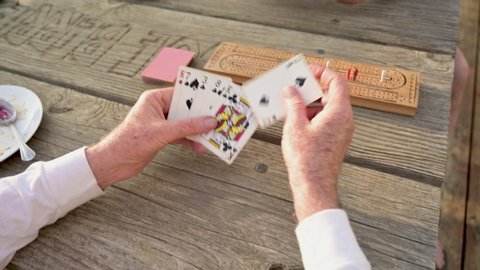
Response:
0,99,36,161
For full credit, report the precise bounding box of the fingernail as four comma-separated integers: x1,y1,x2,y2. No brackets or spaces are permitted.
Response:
283,86,297,98
204,117,218,128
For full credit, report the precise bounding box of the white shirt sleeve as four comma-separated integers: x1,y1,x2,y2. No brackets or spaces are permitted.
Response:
296,209,371,270
0,148,370,269
0,147,103,268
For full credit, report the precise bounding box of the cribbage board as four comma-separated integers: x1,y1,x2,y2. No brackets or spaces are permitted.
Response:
204,42,420,116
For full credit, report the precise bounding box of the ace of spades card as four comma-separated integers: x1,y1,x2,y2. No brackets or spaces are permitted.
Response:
242,54,323,128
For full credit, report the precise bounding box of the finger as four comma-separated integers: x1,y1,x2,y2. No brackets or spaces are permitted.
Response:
313,65,326,80
309,68,353,127
173,138,207,154
316,67,350,108
282,86,308,128
152,87,174,114
309,64,323,79
163,116,217,142
306,106,323,120
137,88,174,116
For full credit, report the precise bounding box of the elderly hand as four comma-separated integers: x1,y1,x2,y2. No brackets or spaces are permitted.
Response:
281,66,354,222
86,88,217,190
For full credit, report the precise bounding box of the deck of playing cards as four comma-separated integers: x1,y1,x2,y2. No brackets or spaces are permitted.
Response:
168,54,322,164
142,47,195,84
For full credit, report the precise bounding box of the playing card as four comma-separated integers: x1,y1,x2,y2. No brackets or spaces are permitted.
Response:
168,66,206,121
141,47,195,84
197,82,238,145
189,73,231,118
187,73,231,142
200,83,258,164
168,55,319,164
242,54,323,128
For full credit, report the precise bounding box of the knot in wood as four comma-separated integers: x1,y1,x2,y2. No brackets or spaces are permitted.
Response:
255,163,268,173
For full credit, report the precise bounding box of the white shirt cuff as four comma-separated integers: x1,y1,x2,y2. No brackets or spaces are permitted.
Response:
296,209,371,270
43,147,104,216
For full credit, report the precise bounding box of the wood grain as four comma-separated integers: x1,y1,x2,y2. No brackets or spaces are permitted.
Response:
0,70,440,269
0,0,452,185
203,42,421,116
464,1,480,266
112,0,458,55
438,0,479,268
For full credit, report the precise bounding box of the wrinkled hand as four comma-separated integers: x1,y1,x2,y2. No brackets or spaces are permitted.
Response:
281,66,354,222
86,88,217,190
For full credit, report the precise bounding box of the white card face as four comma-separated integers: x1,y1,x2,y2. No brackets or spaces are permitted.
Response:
168,66,211,121
242,54,323,128
190,75,231,117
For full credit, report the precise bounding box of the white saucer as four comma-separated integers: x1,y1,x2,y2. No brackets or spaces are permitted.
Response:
0,85,43,162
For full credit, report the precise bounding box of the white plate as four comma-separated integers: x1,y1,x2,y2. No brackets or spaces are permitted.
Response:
0,85,43,162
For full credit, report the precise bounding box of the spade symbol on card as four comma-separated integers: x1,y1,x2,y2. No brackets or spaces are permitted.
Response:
186,98,193,109
213,88,223,95
228,94,238,104
222,143,237,158
295,77,307,87
222,142,232,152
259,95,269,106
188,79,199,90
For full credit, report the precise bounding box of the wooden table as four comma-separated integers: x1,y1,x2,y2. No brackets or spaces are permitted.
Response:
0,0,458,269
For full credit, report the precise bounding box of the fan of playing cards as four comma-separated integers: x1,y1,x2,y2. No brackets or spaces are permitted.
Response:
167,54,323,164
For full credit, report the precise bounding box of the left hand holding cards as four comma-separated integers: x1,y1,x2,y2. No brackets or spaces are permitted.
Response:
86,88,217,190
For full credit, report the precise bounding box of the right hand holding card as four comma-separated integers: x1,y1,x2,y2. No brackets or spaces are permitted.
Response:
241,54,323,128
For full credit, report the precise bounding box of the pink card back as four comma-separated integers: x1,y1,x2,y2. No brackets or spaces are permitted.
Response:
141,47,195,84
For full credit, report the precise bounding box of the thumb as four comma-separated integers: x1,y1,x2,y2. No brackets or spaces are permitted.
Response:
282,86,308,128
163,116,217,142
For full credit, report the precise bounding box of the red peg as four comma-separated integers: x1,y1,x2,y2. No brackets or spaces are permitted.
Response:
353,68,359,81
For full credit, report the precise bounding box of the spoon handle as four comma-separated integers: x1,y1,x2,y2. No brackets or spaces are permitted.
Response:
9,123,36,161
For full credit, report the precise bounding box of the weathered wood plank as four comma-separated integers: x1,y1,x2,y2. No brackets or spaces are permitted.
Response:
463,4,480,267
113,0,458,55
0,0,451,185
0,70,440,269
439,0,479,268
8,183,429,270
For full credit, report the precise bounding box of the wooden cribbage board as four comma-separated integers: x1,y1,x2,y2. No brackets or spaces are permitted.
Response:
204,42,420,116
